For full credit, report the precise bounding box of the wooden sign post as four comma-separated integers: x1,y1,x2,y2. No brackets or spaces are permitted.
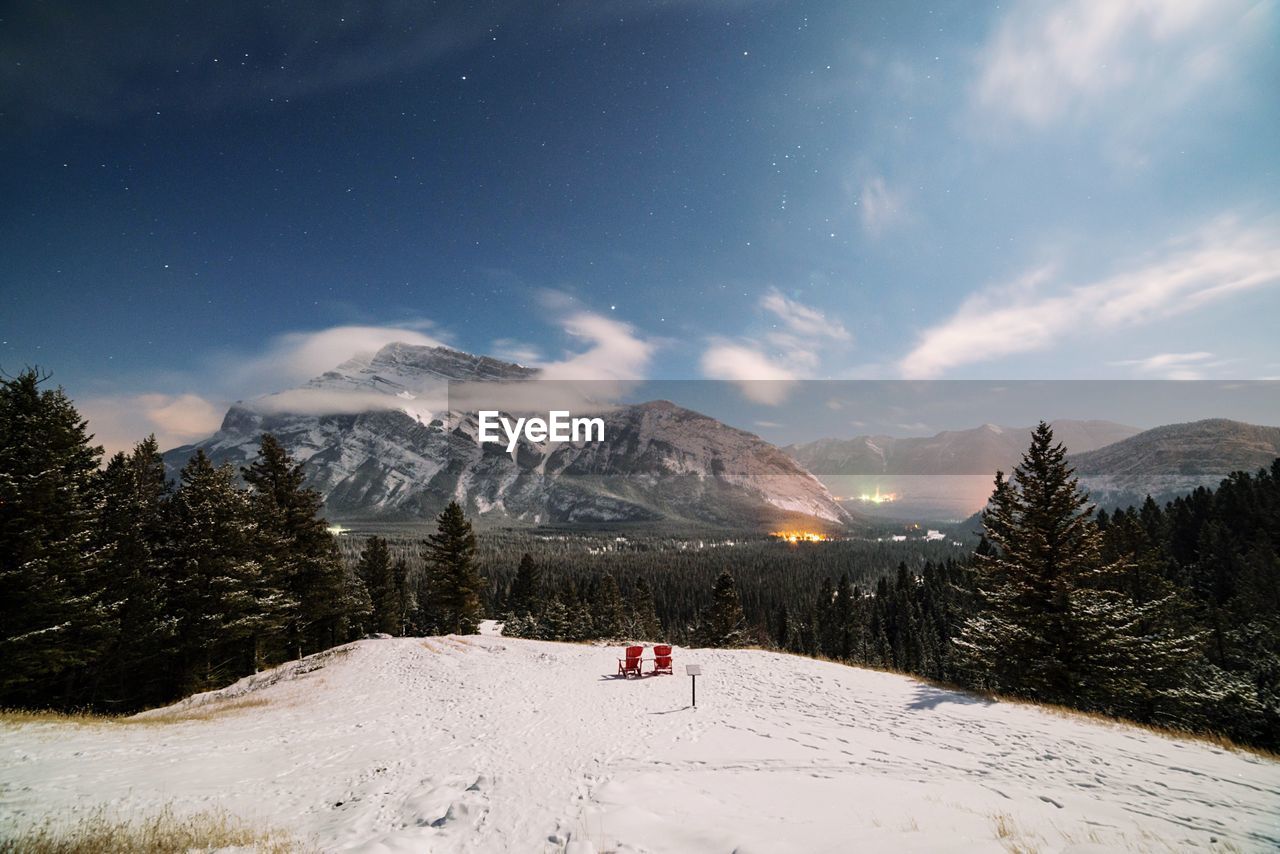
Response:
686,664,701,708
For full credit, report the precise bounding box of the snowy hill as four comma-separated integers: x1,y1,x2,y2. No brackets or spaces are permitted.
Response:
2,634,1276,852
786,420,1140,477
785,420,1140,520
164,342,850,528
1069,419,1280,508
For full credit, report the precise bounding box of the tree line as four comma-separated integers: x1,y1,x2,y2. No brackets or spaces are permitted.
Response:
746,424,1280,751
441,422,1280,749
5,371,1277,750
340,530,966,648
0,370,483,713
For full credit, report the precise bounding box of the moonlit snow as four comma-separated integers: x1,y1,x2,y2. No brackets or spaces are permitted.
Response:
2,627,1276,852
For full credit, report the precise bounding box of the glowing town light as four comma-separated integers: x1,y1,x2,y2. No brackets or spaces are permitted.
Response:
771,530,830,544
854,486,897,504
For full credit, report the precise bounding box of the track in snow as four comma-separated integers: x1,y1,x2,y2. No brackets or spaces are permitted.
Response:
2,634,1277,852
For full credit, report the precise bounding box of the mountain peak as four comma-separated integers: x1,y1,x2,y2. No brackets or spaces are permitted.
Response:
366,342,536,381
165,346,849,527
302,342,536,398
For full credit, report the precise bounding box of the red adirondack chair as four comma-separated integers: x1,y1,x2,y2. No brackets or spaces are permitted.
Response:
618,645,644,678
652,644,673,675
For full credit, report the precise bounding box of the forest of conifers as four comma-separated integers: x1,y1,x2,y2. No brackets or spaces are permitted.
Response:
3,370,1278,751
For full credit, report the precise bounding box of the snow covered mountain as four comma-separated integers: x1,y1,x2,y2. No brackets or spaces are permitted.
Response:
4,632,1275,851
1069,418,1280,509
163,343,850,528
783,421,1139,521
785,420,1140,476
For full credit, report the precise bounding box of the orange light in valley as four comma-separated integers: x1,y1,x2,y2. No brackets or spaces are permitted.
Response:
771,530,830,543
832,486,899,504
856,486,897,504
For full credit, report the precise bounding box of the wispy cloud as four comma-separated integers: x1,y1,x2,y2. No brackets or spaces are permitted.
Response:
490,338,543,366
80,392,225,456
538,311,655,381
972,0,1264,130
857,176,907,237
760,288,851,346
80,323,448,453
701,342,800,405
220,323,446,395
899,217,1280,378
702,288,851,404
1111,351,1235,380
78,303,659,454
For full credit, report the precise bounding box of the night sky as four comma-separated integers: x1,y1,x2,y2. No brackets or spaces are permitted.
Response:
2,1,1278,451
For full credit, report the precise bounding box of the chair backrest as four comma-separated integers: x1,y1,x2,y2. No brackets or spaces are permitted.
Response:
654,644,672,662
625,645,644,661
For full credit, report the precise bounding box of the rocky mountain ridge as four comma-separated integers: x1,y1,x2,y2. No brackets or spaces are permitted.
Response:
164,343,851,528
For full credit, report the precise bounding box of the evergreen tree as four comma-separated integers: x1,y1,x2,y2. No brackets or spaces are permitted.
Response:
242,434,347,656
590,574,626,639
392,557,414,636
340,559,374,640
358,536,401,635
92,436,175,708
423,501,483,634
772,603,791,651
1097,508,1203,722
953,422,1149,707
696,568,747,647
507,552,543,617
536,597,571,640
815,576,838,658
500,612,533,638
629,578,663,640
834,574,855,661
0,369,105,707
170,451,279,690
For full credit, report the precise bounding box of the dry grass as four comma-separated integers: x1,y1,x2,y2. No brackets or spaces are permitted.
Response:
132,695,271,724
0,696,270,729
0,805,305,853
989,812,1040,854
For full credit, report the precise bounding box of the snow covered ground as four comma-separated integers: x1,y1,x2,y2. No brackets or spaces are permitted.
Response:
2,628,1278,852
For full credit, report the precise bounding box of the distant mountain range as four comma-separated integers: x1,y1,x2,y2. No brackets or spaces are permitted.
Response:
164,343,850,529
163,342,1280,527
1069,419,1280,510
1069,419,1280,476
784,421,1141,476
785,418,1280,521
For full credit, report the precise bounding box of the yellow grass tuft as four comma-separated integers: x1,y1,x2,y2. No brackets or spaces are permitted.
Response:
0,805,306,853
0,696,270,729
989,812,1040,854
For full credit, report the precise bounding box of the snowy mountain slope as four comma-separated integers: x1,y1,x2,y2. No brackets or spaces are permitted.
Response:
2,634,1276,852
1070,419,1280,476
1065,419,1280,510
784,421,1142,521
785,420,1140,476
164,343,850,528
